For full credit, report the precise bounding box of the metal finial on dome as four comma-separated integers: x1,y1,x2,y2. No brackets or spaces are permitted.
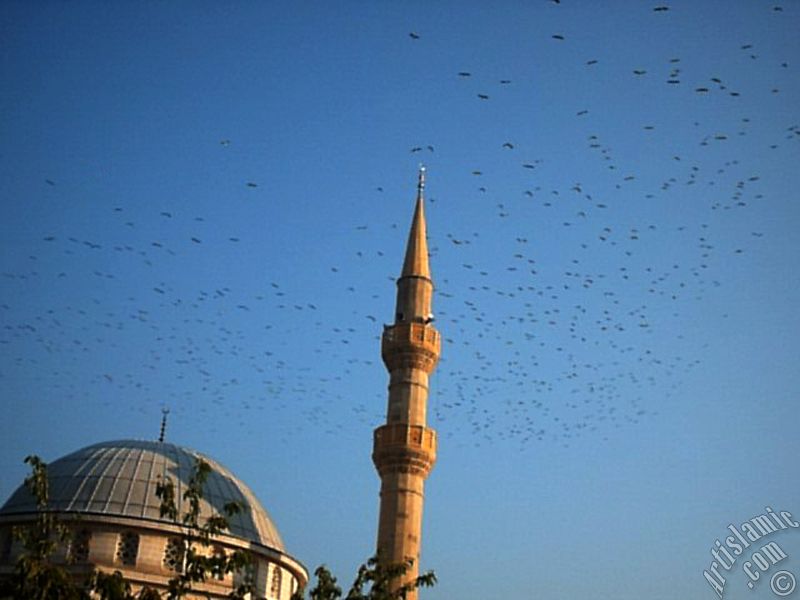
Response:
417,164,426,199
158,408,169,443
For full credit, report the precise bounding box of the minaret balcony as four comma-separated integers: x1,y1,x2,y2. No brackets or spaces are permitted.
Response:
372,423,437,477
381,322,440,372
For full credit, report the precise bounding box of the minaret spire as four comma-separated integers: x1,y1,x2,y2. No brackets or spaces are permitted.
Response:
373,169,441,600
400,166,431,280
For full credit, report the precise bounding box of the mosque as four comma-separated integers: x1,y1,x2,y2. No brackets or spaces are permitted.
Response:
0,169,440,600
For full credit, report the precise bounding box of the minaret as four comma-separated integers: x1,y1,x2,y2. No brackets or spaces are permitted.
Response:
372,167,440,599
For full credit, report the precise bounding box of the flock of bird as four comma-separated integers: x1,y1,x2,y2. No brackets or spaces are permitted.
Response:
397,3,797,448
1,2,797,454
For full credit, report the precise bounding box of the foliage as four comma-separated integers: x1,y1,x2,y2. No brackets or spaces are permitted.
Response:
0,455,82,600
292,555,436,600
155,458,255,599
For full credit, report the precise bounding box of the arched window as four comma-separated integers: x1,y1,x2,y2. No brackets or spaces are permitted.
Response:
115,531,139,566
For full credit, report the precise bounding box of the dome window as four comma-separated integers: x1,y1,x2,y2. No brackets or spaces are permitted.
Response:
0,527,12,563
270,565,282,598
163,537,185,573
115,531,139,566
212,545,226,581
69,528,91,563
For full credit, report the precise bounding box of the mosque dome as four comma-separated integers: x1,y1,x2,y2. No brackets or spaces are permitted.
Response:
1,439,284,551
0,439,307,599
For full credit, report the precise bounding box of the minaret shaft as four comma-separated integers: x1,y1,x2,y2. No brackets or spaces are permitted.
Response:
386,369,429,425
372,168,439,600
394,277,433,325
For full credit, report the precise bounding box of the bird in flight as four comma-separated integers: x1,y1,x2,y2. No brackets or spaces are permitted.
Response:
409,32,420,40
552,34,565,40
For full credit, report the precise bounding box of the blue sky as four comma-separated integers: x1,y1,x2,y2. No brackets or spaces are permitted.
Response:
1,2,799,599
